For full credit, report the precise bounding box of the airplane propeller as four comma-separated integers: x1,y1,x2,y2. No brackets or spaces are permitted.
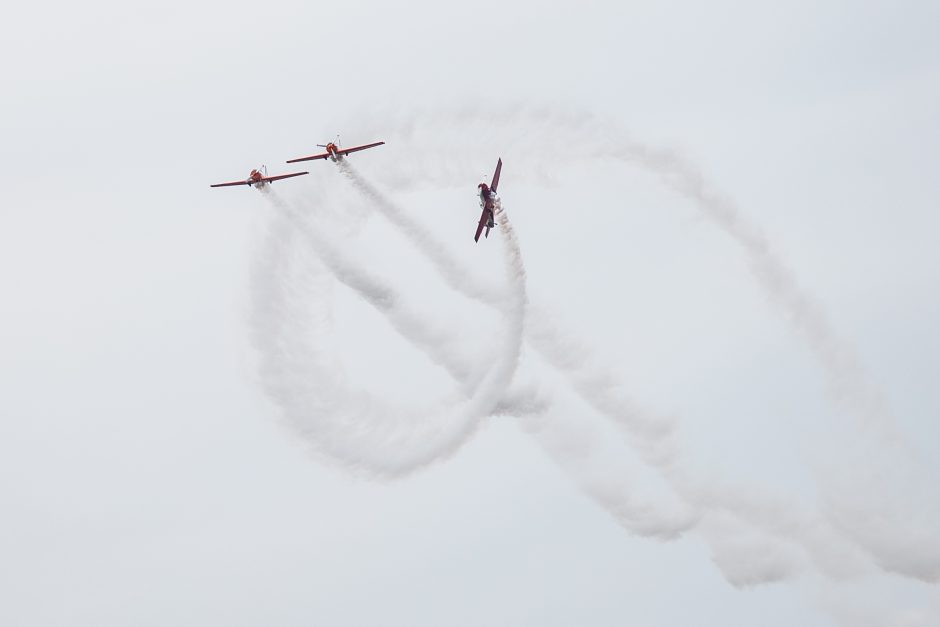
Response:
317,134,342,149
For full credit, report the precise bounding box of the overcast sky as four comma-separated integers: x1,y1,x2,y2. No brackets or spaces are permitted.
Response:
2,1,939,625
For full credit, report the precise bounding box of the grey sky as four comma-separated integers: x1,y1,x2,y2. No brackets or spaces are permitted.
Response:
2,1,939,625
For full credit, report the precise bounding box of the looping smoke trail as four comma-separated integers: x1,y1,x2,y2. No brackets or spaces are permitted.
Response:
338,156,679,449
334,161,843,573
352,103,897,438
251,187,527,477
247,105,937,589
347,103,899,436
337,156,680,454
594,131,940,582
334,164,701,539
328,107,939,584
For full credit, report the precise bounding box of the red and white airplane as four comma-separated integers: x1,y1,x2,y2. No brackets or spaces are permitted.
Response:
286,139,385,164
210,166,308,189
474,158,503,242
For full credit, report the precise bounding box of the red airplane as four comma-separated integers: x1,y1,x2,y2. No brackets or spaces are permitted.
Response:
474,158,503,242
286,139,385,164
210,166,308,189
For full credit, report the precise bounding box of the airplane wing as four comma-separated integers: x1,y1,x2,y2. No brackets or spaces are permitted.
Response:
490,158,502,193
210,179,250,188
286,151,331,163
474,208,489,242
336,141,385,157
262,171,309,183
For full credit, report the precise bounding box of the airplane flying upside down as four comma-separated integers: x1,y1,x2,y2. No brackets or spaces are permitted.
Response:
286,139,384,164
474,158,502,242
210,166,308,189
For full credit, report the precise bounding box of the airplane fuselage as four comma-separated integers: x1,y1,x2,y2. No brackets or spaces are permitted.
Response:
324,143,341,162
478,184,496,228
473,158,502,243
211,166,308,189
248,170,266,188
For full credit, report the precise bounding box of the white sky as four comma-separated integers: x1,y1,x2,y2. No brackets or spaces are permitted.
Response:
2,1,939,625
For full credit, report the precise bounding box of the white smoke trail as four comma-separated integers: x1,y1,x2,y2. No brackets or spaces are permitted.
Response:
287,163,698,538
515,402,699,541
325,107,940,585
332,164,701,540
250,187,527,477
247,105,937,589
336,160,508,304
595,132,940,584
336,155,679,456
601,138,897,435
489,197,697,540
356,104,903,441
332,159,875,582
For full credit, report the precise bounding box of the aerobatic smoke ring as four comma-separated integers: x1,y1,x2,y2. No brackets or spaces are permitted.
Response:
248,105,939,587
